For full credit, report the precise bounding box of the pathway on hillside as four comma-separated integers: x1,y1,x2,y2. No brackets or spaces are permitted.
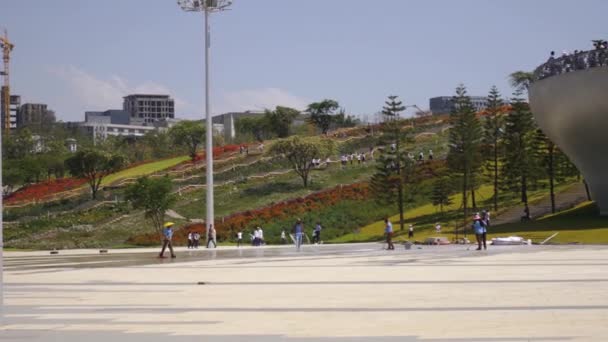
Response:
492,182,588,226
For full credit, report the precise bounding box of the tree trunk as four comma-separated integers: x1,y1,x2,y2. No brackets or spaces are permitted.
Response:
462,168,468,238
471,186,477,211
583,179,592,201
548,144,556,213
521,174,528,207
493,140,498,212
398,182,404,231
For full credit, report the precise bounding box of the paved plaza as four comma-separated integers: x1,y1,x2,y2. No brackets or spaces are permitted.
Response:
2,243,608,341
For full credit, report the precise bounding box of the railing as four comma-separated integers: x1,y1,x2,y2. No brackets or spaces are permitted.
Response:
533,48,608,82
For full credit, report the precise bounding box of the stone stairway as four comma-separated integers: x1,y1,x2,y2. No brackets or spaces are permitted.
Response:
492,182,588,226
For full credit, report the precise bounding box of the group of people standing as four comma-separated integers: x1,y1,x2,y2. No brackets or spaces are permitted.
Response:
187,231,201,249
340,153,368,167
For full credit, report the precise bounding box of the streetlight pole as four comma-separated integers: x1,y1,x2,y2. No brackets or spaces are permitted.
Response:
178,0,232,247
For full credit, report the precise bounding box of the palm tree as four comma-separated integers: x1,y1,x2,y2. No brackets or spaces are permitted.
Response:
509,71,534,93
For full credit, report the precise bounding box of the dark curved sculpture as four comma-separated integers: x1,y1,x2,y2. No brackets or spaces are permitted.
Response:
529,60,608,214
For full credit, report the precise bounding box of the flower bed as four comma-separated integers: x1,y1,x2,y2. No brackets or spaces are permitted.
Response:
4,178,87,204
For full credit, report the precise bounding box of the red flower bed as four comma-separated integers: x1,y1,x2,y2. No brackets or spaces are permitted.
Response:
128,160,448,246
5,178,87,204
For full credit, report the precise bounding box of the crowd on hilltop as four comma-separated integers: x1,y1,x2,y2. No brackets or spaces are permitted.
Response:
536,39,608,80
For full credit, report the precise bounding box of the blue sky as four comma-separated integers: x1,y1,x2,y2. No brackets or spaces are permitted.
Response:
1,0,606,121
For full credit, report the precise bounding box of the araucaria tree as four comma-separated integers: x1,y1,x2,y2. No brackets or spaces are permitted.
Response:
169,120,206,162
125,176,176,240
447,85,483,227
268,136,335,187
370,95,411,231
483,86,505,212
307,99,339,135
502,90,540,209
65,149,126,199
431,176,453,213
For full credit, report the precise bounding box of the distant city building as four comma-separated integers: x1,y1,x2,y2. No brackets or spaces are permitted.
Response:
9,95,20,130
85,110,130,125
429,96,489,115
17,103,56,128
123,94,175,124
1,91,20,131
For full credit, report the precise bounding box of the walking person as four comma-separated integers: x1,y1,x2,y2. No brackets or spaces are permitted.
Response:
187,231,193,249
281,230,287,244
159,222,176,258
253,227,261,246
313,222,322,244
206,224,217,248
258,226,265,246
193,232,201,248
472,213,487,250
384,218,394,250
293,218,304,251
237,231,243,248
408,224,414,239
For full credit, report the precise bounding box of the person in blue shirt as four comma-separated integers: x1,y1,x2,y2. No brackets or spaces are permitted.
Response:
384,218,394,250
159,222,176,258
472,213,487,251
293,218,304,250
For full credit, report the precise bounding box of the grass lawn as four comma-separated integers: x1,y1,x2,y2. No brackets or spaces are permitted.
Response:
102,156,190,186
486,202,608,244
331,181,581,243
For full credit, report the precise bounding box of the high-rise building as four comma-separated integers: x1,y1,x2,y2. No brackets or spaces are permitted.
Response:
429,96,489,115
123,94,175,124
17,103,56,128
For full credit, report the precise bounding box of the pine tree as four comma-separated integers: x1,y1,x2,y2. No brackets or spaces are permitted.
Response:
502,90,540,209
431,176,453,212
447,84,483,233
370,95,409,231
535,129,557,213
483,86,505,212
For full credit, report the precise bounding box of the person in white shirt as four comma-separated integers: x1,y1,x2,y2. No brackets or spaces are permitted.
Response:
258,227,265,245
237,231,243,248
187,232,193,249
280,230,287,244
408,224,414,238
435,223,441,233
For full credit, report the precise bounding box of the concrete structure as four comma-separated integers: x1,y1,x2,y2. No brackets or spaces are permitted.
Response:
123,94,175,124
212,111,265,141
3,245,608,341
530,65,608,215
429,96,488,115
17,103,56,128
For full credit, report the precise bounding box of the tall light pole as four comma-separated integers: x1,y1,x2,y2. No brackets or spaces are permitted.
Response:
178,0,232,247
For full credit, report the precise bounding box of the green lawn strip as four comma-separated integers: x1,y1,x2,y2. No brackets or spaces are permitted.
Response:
331,181,580,243
102,156,190,186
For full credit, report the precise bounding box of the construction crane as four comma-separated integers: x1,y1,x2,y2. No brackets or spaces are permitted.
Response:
0,29,14,134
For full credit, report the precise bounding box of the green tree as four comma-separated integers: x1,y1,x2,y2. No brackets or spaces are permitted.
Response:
332,108,360,129
483,86,505,212
143,130,175,159
268,136,335,187
447,84,483,229
509,71,534,93
307,99,339,134
235,116,271,142
502,91,540,209
265,106,299,138
431,176,453,212
370,95,410,231
125,176,176,240
169,121,205,162
65,149,126,199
